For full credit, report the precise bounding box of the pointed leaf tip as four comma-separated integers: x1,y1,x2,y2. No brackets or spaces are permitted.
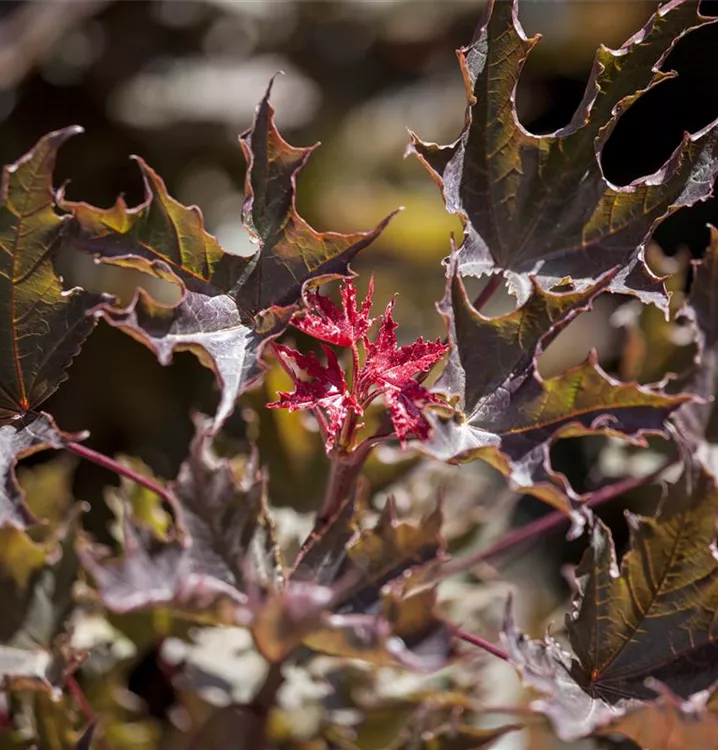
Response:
412,0,718,309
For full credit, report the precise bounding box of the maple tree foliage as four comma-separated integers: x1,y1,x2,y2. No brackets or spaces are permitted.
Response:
2,0,718,748
269,278,449,448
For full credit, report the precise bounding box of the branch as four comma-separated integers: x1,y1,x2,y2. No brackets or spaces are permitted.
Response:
449,624,508,661
471,273,504,313
435,458,678,581
64,441,174,506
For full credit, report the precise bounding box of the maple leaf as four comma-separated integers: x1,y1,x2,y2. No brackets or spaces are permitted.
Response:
269,344,359,450
503,466,718,741
170,415,281,590
502,605,609,742
596,681,718,750
358,297,448,444
409,0,718,309
425,252,690,514
273,498,452,671
78,417,280,622
672,225,718,476
77,507,249,623
292,276,375,346
270,279,449,448
0,413,83,530
64,80,395,428
0,127,106,427
567,466,718,703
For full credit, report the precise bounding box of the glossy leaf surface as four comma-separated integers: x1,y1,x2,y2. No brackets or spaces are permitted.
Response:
0,128,104,425
411,0,718,308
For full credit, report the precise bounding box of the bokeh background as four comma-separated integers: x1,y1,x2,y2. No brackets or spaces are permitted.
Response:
5,1,718,747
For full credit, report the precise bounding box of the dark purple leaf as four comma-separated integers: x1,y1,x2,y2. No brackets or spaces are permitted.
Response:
64,81,395,428
410,0,718,309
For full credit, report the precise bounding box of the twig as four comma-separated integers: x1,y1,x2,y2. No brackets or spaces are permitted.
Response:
435,458,678,581
450,625,508,661
66,676,111,750
65,441,173,505
471,274,504,313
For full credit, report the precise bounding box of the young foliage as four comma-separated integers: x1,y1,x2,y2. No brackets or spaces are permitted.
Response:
64,80,394,429
270,278,449,448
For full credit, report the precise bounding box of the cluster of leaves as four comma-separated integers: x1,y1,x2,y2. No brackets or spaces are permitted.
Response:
2,0,718,748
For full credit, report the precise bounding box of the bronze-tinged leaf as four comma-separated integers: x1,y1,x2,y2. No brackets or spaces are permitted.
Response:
65,80,395,428
170,415,282,590
238,79,396,314
596,681,718,750
567,466,718,703
0,128,106,426
77,510,248,624
78,420,280,625
410,0,718,308
0,412,83,529
672,225,718,475
276,501,452,670
504,602,718,748
427,254,690,514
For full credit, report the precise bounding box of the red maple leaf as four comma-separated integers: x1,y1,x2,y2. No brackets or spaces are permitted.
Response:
292,277,375,347
269,343,360,449
269,279,449,450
